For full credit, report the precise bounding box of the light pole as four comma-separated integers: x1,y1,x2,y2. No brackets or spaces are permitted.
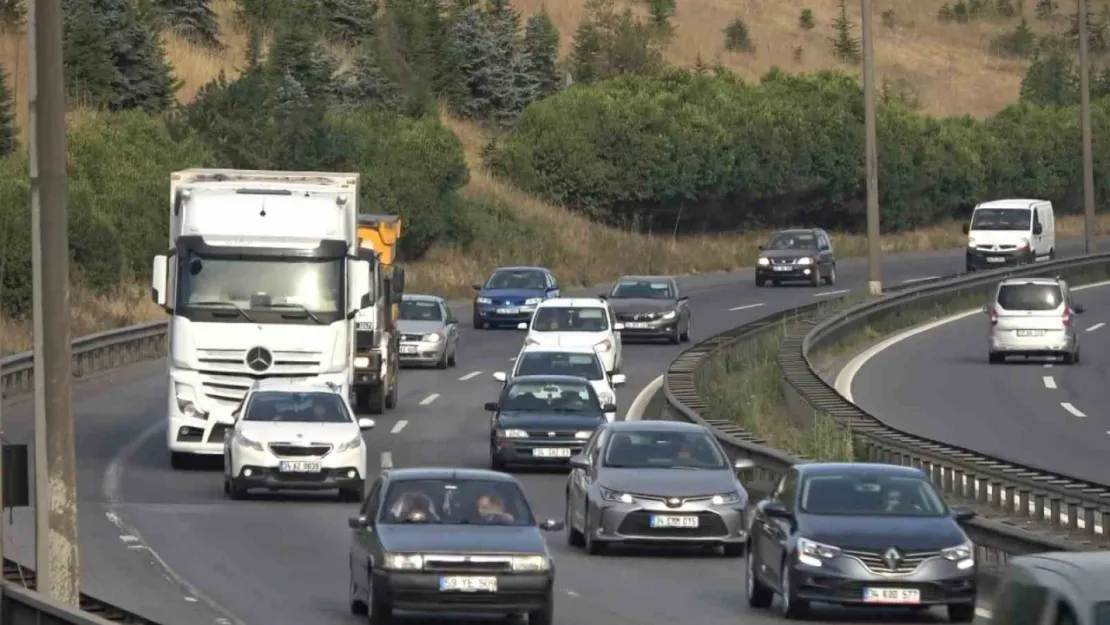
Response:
862,0,881,294
1079,0,1097,253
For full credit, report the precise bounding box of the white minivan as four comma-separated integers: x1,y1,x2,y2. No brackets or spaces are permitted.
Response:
517,298,623,374
964,199,1055,272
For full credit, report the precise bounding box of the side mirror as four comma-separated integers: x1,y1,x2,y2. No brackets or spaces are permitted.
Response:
601,403,618,413
1033,223,1043,235
472,284,483,291
484,401,499,412
151,255,169,308
733,458,755,472
951,506,976,522
492,371,507,383
1074,304,1085,314
613,323,625,331
981,305,990,314
516,322,528,330
348,259,373,314
348,514,369,529
676,296,688,302
392,265,405,295
597,293,608,299
962,223,970,234
757,244,764,251
568,454,589,470
761,500,792,520
357,418,375,430
610,373,626,386
539,519,565,532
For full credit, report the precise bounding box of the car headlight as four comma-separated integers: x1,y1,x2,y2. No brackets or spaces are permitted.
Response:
476,297,492,304
574,431,593,439
711,491,745,505
497,429,528,438
757,257,770,266
524,297,541,305
942,542,974,569
594,338,612,353
797,537,841,566
1017,237,1030,250
661,310,677,320
354,356,370,368
599,486,633,503
336,434,363,453
174,382,208,419
511,555,549,571
383,553,423,570
423,332,442,343
235,431,264,452
967,237,977,248
796,257,814,265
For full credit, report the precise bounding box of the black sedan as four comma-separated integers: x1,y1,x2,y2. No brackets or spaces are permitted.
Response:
601,275,691,343
755,228,837,287
746,463,978,621
348,468,564,624
486,375,613,470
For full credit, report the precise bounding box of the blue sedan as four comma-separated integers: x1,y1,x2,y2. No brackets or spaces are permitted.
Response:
472,266,560,329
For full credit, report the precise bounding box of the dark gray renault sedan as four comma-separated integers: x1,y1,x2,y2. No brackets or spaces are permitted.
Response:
348,468,564,625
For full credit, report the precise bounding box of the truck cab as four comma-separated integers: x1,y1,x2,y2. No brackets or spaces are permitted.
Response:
352,214,405,414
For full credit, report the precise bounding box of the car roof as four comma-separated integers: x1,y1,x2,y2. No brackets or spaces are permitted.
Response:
607,420,708,433
1010,551,1110,586
489,266,548,274
772,228,820,235
249,379,344,395
794,462,927,478
518,344,600,355
385,467,521,484
535,297,606,308
998,277,1062,287
975,199,1044,209
402,293,444,303
615,275,674,283
507,374,593,385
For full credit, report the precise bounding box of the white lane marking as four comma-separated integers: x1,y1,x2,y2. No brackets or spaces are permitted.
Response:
814,289,851,297
381,451,393,468
1061,402,1087,418
458,370,482,381
977,607,993,619
627,375,664,421
729,303,765,311
1044,363,1054,368
1043,376,1057,389
901,276,940,284
419,393,440,405
1086,322,1105,332
509,357,517,361
391,420,407,434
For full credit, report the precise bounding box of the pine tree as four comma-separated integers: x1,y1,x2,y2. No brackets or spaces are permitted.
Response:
570,19,604,83
1020,44,1078,106
158,0,223,49
830,0,861,63
521,10,559,97
332,47,405,112
485,8,520,120
0,0,25,30
320,0,378,45
446,8,495,118
0,61,17,157
245,21,263,68
267,22,339,98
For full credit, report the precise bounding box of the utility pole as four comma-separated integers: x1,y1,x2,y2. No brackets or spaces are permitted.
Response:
29,0,80,607
1079,0,1097,253
862,0,882,295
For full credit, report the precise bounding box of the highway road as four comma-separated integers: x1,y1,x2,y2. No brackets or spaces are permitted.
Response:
7,241,1099,625
849,277,1110,487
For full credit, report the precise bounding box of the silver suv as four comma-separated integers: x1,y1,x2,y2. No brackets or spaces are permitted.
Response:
985,277,1084,364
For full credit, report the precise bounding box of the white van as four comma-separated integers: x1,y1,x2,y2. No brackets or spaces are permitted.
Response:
964,199,1055,272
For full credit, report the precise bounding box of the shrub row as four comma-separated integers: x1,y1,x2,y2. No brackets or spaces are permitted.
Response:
486,69,1110,234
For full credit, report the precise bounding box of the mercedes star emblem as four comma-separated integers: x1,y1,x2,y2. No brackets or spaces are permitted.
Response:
883,547,902,571
245,346,273,372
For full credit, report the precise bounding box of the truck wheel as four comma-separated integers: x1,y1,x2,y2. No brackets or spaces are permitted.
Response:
385,377,397,409
357,386,385,415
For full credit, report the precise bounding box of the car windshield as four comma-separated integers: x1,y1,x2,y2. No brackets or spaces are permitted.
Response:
502,380,601,413
997,284,1063,311
243,391,351,423
378,478,536,526
531,307,609,331
602,431,728,469
611,279,674,299
765,231,818,250
515,352,604,381
485,270,545,290
970,207,1031,231
400,300,442,321
800,473,947,516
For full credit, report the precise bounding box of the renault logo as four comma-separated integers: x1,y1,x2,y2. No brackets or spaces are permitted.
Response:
245,346,273,372
883,547,902,571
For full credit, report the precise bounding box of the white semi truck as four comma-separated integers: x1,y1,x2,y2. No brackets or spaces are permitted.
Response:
150,169,373,470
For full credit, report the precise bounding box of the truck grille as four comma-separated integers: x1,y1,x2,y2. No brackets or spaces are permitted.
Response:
268,444,332,457
195,348,323,405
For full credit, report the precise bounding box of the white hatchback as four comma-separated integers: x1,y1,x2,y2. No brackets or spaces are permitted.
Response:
517,298,623,373
495,344,626,422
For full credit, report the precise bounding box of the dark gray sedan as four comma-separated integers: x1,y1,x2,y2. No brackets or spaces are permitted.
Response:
601,275,691,343
348,468,564,624
564,420,754,556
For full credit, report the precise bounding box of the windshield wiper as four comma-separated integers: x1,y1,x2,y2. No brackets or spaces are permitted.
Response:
189,300,254,322
267,302,324,324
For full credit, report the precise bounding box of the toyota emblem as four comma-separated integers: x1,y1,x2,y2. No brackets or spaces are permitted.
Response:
883,547,902,571
548,432,555,437
245,346,273,372
668,497,681,505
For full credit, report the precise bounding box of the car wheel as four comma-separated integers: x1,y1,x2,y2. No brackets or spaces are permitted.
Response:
779,560,809,619
771,279,781,287
810,270,821,287
746,544,773,608
447,348,457,367
349,566,368,615
170,452,192,470
566,490,585,547
680,319,691,342
722,543,745,557
436,350,448,369
527,590,555,625
948,604,976,623
825,264,836,285
755,276,766,287
490,446,506,471
473,317,485,330
1062,351,1076,365
669,325,681,344
583,501,606,555
225,478,246,500
339,487,362,503
367,570,393,625
988,352,1004,364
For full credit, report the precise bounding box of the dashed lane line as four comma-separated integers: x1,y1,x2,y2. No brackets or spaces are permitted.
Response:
1043,376,1057,389
1087,322,1105,332
419,393,440,405
391,420,407,434
380,451,393,468
729,303,765,311
458,370,482,381
814,289,851,297
1061,402,1087,418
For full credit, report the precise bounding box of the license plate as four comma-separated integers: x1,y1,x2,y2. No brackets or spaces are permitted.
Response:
863,588,920,604
532,447,573,458
773,265,793,272
496,307,519,315
439,576,497,592
356,322,373,330
650,515,699,528
625,322,651,329
400,344,417,354
1016,329,1045,337
278,461,321,473
986,256,1006,263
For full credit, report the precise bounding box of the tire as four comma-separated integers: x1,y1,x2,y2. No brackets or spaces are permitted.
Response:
1062,351,1076,365
825,264,837,285
473,318,485,330
679,319,691,342
447,348,457,367
988,352,1004,364
948,604,976,623
385,377,397,410
349,567,368,615
722,543,746,557
771,279,781,286
566,490,585,547
358,385,385,415
755,276,766,287
745,544,773,608
339,486,362,503
170,452,192,470
1049,248,1057,260
225,478,246,500
527,590,554,625
435,350,448,369
583,501,606,555
669,325,681,344
779,560,809,619
490,447,506,471
810,270,821,287
367,572,393,625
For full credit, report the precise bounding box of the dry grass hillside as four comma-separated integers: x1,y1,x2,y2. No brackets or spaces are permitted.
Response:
0,0,1105,352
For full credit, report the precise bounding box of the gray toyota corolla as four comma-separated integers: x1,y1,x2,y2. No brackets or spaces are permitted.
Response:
564,420,754,556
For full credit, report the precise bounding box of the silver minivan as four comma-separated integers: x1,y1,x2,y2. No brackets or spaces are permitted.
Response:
985,277,1084,364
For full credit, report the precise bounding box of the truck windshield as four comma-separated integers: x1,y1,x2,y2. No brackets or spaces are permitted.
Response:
177,253,345,322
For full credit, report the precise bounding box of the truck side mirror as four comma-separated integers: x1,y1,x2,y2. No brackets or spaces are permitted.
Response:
349,259,373,315
393,264,405,295
151,255,169,309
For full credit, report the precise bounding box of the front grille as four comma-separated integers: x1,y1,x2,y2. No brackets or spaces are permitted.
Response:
616,312,660,322
424,557,513,573
770,258,796,265
524,430,579,440
842,549,941,575
356,330,375,349
268,444,332,457
401,333,423,342
616,511,728,537
207,423,232,443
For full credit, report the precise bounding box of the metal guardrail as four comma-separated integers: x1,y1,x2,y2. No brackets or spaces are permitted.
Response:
662,257,1110,573
1,319,169,623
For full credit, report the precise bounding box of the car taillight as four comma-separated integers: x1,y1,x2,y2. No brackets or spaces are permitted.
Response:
1062,308,1071,327
989,309,998,326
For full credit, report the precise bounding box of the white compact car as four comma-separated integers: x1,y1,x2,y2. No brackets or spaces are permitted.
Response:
517,298,624,373
222,379,375,501
985,277,1084,364
494,344,626,422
